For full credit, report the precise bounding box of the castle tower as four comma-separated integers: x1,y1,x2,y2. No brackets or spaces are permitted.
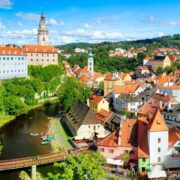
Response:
88,48,94,75
37,11,48,45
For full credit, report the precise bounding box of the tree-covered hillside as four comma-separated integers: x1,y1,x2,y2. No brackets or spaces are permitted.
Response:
57,34,180,51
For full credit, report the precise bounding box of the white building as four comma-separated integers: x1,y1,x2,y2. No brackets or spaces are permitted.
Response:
74,48,87,53
66,100,109,140
0,46,28,79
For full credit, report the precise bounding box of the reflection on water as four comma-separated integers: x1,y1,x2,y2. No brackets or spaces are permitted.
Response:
0,103,60,180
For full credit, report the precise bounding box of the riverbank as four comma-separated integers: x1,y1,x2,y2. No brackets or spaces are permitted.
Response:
49,117,73,152
0,96,59,128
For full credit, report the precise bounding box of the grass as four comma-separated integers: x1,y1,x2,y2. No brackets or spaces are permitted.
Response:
51,118,73,150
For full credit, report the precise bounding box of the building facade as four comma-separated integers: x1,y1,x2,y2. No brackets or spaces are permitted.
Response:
23,45,58,66
0,46,28,79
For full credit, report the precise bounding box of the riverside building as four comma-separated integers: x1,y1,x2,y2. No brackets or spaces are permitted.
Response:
0,46,28,79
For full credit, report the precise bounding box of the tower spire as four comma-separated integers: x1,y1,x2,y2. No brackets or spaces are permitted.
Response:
37,11,48,45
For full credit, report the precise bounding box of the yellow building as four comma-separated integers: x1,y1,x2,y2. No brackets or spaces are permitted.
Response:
151,56,171,71
90,96,109,113
104,73,132,96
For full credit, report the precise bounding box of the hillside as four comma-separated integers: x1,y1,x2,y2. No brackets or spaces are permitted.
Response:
56,34,180,50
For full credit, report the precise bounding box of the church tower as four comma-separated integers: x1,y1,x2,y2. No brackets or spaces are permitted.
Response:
88,48,94,75
37,11,48,45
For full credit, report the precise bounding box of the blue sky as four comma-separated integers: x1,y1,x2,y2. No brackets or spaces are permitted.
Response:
0,0,180,45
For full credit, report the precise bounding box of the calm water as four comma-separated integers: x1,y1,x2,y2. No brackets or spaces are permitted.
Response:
0,103,60,180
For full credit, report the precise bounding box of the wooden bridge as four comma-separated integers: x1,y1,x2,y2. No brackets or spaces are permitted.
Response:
0,147,88,172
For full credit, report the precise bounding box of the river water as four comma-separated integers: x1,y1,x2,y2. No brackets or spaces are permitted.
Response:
0,103,60,180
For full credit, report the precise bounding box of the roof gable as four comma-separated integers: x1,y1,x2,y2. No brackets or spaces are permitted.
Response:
149,110,169,132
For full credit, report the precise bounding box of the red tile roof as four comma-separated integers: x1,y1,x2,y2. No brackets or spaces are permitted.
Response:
90,96,104,104
96,109,112,123
23,45,58,53
169,127,180,147
98,119,137,147
0,46,26,56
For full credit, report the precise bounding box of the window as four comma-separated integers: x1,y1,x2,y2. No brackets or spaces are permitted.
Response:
108,149,114,153
158,147,161,153
158,138,161,143
142,158,146,162
158,157,161,162
100,148,104,152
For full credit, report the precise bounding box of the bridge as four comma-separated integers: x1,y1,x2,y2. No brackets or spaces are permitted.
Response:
0,147,88,179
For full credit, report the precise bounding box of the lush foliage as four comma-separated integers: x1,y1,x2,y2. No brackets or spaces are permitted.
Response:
57,76,90,111
0,64,63,117
46,151,106,180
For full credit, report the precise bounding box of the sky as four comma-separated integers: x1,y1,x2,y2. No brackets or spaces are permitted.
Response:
0,0,180,45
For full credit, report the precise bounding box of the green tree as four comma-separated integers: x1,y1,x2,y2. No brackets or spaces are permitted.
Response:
57,77,90,111
119,152,130,163
156,66,164,75
4,95,27,116
46,151,106,180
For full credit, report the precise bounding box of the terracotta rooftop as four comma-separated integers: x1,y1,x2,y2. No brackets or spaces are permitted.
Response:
96,109,112,123
90,96,104,104
23,45,58,53
98,119,137,147
169,127,180,148
0,46,26,56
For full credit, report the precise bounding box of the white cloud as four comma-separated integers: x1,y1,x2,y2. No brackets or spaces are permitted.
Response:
17,22,23,27
56,36,76,44
0,21,6,29
158,32,164,37
85,23,92,29
15,12,39,21
0,0,12,9
47,18,64,26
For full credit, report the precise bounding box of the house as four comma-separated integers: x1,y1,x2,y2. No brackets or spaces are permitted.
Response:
65,100,109,140
0,46,28,79
104,72,132,96
89,95,109,113
151,55,171,71
113,94,144,113
113,81,144,98
96,109,122,131
138,106,169,177
143,56,153,66
135,66,154,78
97,119,137,161
163,127,180,175
23,45,58,66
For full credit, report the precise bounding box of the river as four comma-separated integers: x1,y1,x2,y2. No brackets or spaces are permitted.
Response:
0,103,60,180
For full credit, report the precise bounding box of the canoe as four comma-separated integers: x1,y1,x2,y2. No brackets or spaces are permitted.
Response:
30,133,39,136
41,141,50,145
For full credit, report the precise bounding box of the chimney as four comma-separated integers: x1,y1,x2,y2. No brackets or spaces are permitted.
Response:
118,119,124,145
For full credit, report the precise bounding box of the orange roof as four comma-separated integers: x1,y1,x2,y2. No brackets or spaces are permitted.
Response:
148,110,169,132
98,119,137,147
121,119,137,147
96,109,112,123
80,66,90,74
0,46,26,56
98,130,119,147
153,93,176,103
23,45,58,53
94,72,104,80
158,84,180,90
144,56,153,61
78,74,89,82
113,82,141,95
90,96,104,104
169,127,180,147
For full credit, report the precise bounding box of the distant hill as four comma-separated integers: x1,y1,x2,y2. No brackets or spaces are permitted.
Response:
56,34,180,50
